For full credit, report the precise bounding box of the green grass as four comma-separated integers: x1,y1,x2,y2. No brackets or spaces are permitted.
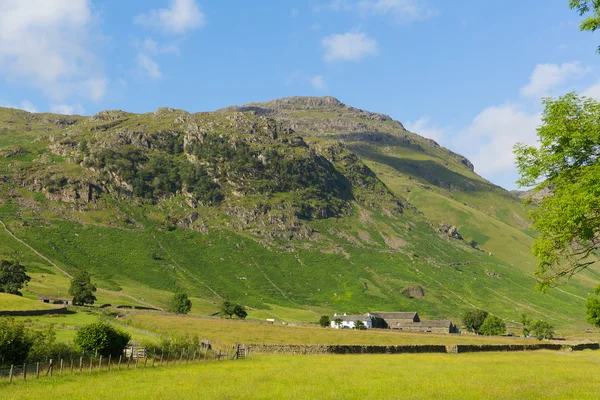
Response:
0,293,60,311
2,351,600,399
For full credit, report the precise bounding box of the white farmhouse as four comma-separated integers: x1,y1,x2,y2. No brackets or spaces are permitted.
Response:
330,313,373,329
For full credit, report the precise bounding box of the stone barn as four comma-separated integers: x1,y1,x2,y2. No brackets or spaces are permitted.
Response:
368,312,420,329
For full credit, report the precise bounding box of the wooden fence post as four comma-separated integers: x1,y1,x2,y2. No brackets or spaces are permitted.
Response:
108,355,111,372
118,355,122,370
23,363,26,381
144,356,147,368
36,362,40,379
47,359,53,376
126,356,130,369
135,357,139,369
79,356,83,373
180,351,184,363
159,353,163,366
70,358,73,374
99,355,102,372
165,353,169,367
60,359,63,375
89,356,93,373
152,354,156,367
9,365,13,383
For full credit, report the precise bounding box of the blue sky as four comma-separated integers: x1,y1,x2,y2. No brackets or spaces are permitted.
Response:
0,0,599,189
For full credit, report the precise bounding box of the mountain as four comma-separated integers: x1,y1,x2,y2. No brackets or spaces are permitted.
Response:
0,97,597,328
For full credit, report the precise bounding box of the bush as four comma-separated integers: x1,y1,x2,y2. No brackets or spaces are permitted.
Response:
74,322,131,356
531,320,555,340
479,315,506,336
319,315,330,328
0,259,31,295
168,292,192,314
219,301,247,319
462,309,489,334
0,318,32,364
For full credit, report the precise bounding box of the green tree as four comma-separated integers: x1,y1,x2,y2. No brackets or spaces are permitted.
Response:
0,318,32,364
462,309,489,334
69,270,97,306
334,318,342,328
515,93,600,289
570,0,600,52
585,287,600,327
520,313,533,337
531,320,555,340
319,315,330,328
219,300,235,318
168,292,192,314
354,320,366,330
479,315,506,336
74,322,131,356
0,259,31,295
232,304,247,319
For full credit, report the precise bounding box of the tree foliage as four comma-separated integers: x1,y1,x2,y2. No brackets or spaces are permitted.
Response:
479,315,506,336
0,318,32,364
319,315,330,328
585,286,600,327
219,300,247,319
462,309,489,334
0,259,31,295
168,292,192,314
520,313,533,337
354,320,366,330
69,270,97,306
515,93,600,289
74,322,131,356
531,320,555,340
570,0,600,52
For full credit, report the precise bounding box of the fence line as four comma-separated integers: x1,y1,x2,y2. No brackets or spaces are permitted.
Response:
0,345,244,384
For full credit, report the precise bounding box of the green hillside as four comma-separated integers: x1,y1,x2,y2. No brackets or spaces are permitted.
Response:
0,97,597,329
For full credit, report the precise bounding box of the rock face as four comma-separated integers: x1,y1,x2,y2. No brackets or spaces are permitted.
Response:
439,224,463,240
402,286,425,299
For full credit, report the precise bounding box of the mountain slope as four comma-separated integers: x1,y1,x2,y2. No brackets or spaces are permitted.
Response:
0,99,596,328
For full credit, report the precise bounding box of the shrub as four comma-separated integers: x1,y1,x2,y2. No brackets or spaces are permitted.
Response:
462,309,489,334
168,292,192,314
479,315,506,336
0,318,32,364
74,322,131,356
219,301,247,319
319,315,330,328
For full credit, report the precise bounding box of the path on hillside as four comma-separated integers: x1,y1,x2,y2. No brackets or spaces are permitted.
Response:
251,257,318,315
151,233,223,300
0,219,163,310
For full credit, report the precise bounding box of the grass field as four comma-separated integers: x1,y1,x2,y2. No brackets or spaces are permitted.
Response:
0,293,61,311
2,351,599,399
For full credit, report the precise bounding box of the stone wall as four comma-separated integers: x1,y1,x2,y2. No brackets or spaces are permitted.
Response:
0,307,69,317
245,342,600,355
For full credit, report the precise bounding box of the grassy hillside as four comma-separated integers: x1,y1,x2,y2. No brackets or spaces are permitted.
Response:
0,293,60,311
0,98,597,330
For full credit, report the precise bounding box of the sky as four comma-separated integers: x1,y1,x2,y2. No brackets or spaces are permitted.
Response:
0,0,599,190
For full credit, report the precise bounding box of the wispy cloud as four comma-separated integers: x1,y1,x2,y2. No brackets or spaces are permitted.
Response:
520,62,589,98
51,103,86,115
316,0,435,23
0,0,107,102
1,100,38,113
136,54,162,80
134,0,206,35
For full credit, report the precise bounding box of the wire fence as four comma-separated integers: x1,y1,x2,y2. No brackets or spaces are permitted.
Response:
0,345,247,384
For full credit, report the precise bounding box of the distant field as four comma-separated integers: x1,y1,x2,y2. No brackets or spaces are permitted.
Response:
2,351,600,399
0,293,60,311
128,313,539,346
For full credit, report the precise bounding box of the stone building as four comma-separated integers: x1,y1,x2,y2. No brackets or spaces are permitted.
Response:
331,311,457,334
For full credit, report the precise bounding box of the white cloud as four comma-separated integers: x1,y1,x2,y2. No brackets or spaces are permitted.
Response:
583,82,600,99
51,103,85,115
1,100,38,113
520,62,589,98
134,0,206,34
318,0,434,22
291,8,299,18
137,54,161,80
311,75,327,91
456,105,541,177
357,0,435,21
0,0,106,102
322,32,379,61
405,117,445,143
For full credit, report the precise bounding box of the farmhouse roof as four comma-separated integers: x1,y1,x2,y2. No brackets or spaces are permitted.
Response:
369,312,418,320
338,314,370,322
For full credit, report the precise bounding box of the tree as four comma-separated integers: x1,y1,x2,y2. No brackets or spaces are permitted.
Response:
319,315,330,328
334,318,342,328
585,287,600,327
479,315,506,336
69,270,97,306
514,94,600,290
74,322,131,356
570,0,600,52
0,318,32,364
0,259,31,295
232,304,247,319
462,309,489,334
531,320,555,340
520,313,533,337
354,320,366,330
219,300,246,319
168,292,192,314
